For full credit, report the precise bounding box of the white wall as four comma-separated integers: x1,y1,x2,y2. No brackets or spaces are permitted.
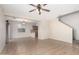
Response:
60,12,79,40
49,20,73,43
38,20,50,39
0,8,6,52
9,21,33,39
38,18,73,43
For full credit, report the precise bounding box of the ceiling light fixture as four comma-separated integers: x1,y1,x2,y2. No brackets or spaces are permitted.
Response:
29,4,50,15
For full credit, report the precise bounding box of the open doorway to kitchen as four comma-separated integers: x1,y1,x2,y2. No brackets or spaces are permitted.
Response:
32,25,38,39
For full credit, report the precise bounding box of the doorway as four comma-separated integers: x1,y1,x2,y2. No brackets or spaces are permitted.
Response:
32,26,38,39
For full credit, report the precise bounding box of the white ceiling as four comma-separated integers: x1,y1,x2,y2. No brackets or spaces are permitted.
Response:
1,4,79,21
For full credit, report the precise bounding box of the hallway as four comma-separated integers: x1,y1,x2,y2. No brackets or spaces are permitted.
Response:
1,37,79,55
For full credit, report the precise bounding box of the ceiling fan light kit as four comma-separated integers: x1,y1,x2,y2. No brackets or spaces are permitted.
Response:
29,4,50,15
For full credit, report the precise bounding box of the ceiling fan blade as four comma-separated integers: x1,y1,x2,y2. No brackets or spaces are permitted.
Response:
43,4,47,6
29,4,37,7
29,9,36,12
41,8,50,12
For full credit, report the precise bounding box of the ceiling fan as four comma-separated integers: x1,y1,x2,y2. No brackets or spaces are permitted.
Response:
29,4,50,15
